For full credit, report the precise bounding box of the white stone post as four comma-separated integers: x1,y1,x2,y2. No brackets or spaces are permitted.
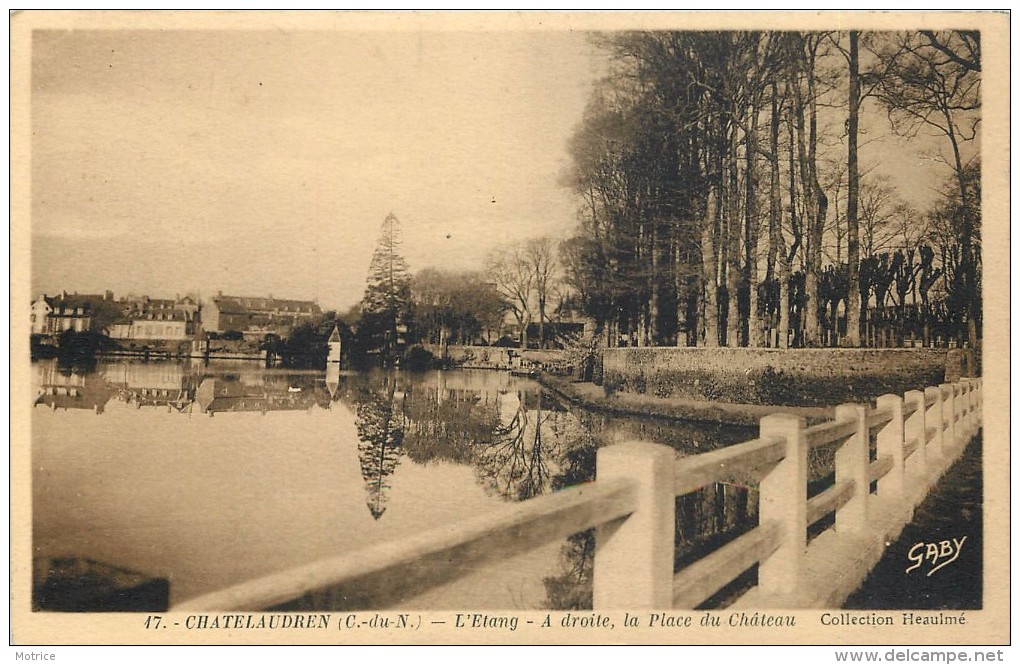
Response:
924,386,944,462
834,404,869,533
941,383,956,451
594,441,676,608
903,390,926,474
757,414,807,595
875,394,905,500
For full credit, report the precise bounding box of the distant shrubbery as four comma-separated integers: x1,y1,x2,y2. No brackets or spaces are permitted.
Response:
403,345,441,371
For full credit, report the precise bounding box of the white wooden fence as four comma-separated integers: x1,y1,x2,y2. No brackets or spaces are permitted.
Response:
174,377,982,611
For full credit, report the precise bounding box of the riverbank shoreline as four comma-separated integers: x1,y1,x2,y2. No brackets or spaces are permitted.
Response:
535,372,834,427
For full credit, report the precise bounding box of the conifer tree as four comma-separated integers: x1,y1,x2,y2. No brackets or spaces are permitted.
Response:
360,213,412,360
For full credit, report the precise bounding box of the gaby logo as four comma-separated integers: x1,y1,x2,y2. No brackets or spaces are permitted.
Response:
905,537,967,577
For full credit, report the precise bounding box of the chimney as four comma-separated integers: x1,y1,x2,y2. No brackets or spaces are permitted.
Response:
105,290,114,301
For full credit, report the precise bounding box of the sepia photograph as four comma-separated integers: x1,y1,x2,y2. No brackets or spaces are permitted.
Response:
9,9,1010,652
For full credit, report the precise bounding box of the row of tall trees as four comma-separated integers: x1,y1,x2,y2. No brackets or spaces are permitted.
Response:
561,30,981,349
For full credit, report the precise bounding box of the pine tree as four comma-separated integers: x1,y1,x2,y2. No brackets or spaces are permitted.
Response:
360,213,412,360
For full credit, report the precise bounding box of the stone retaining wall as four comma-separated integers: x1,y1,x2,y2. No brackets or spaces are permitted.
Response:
601,347,954,407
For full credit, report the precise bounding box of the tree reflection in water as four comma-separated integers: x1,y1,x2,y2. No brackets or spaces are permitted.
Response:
333,369,759,609
352,375,406,520
473,390,560,502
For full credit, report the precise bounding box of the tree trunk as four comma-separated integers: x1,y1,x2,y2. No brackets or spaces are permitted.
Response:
726,125,742,347
844,31,863,347
649,213,660,346
537,297,546,349
702,186,720,348
745,110,761,347
769,81,785,349
797,40,828,348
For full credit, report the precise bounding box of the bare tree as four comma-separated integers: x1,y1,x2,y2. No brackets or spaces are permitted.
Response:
486,244,535,349
858,179,899,258
871,30,981,348
524,237,558,349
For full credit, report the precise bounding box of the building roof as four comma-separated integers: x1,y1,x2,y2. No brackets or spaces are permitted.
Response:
133,311,188,322
43,293,109,314
210,298,248,315
213,295,321,315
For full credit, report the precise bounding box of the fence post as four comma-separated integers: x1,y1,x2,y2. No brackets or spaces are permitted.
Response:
593,441,676,608
903,390,926,473
966,381,975,434
959,380,972,438
971,377,979,428
834,404,869,533
924,386,944,462
875,394,905,500
966,379,978,437
757,414,807,596
941,383,956,451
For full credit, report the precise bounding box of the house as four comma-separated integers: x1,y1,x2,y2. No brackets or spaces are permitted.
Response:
31,291,117,335
202,293,321,337
106,294,200,342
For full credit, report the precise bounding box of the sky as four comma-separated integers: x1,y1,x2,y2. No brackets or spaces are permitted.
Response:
30,28,604,309
29,26,976,311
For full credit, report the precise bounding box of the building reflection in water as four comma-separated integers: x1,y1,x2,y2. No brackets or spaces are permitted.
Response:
32,359,762,610
34,362,116,415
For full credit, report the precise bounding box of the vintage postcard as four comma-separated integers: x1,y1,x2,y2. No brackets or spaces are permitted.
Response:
9,9,1010,653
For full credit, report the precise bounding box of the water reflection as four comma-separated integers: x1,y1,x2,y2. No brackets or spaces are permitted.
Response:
352,376,406,520
32,359,759,610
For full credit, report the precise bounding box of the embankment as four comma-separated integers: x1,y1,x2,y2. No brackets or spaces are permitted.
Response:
536,372,833,427
422,344,567,370
601,347,954,408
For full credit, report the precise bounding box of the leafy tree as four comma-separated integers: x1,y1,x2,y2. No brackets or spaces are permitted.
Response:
89,299,129,334
411,268,504,346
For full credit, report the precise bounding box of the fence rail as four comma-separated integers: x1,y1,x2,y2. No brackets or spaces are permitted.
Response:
173,376,981,612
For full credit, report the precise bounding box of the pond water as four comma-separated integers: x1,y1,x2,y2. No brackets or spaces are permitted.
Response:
30,359,758,611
